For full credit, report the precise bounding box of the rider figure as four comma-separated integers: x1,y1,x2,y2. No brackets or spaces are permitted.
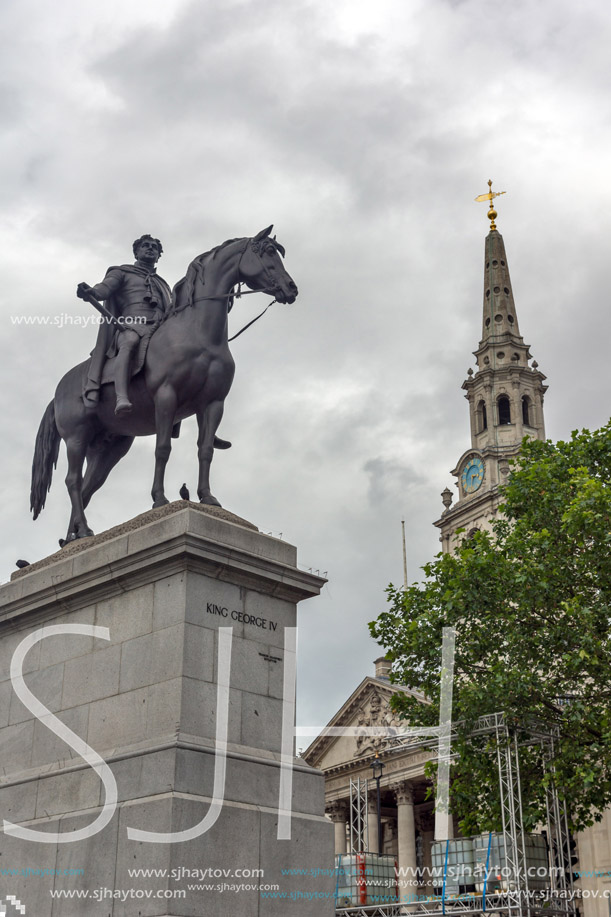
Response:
77,235,171,415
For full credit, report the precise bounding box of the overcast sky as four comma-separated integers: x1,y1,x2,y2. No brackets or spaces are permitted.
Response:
2,0,610,733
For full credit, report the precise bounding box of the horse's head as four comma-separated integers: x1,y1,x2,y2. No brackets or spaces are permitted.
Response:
239,226,298,304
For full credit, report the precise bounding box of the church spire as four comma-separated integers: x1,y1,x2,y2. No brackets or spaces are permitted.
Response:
434,187,548,553
474,183,522,345
480,229,521,342
464,190,547,451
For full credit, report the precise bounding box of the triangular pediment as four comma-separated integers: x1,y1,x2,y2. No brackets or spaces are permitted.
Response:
302,676,426,772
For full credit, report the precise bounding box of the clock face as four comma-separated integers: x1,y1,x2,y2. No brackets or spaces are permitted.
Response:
461,456,485,494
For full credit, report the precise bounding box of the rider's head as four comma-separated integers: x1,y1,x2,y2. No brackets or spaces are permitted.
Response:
133,235,163,262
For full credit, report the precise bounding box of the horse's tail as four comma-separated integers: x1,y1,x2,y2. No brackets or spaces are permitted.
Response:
30,400,61,520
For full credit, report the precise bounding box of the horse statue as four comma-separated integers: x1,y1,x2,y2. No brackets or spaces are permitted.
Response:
30,226,298,544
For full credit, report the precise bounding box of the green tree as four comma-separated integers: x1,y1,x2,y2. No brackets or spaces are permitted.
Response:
370,421,611,834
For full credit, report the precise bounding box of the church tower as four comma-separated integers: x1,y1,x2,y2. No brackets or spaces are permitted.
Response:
434,186,548,553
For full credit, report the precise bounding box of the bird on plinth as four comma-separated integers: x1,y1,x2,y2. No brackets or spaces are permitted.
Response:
179,483,190,501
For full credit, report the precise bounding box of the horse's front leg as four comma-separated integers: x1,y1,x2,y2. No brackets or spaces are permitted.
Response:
196,400,225,506
151,385,178,508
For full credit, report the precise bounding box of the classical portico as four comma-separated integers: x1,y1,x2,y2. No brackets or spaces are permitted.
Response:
303,658,448,894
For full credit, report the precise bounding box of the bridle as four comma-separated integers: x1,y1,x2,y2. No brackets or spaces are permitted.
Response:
187,236,284,341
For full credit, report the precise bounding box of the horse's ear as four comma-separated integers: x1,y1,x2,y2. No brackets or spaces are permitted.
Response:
253,225,273,242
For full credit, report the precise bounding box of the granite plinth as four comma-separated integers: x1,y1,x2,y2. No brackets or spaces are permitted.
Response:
0,505,333,916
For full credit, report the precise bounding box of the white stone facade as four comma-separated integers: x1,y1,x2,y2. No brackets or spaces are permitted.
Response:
302,660,444,901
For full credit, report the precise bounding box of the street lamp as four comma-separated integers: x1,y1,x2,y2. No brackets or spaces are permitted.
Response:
371,753,385,855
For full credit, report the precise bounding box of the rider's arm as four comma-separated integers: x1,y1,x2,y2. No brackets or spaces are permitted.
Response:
77,267,124,302
90,267,124,301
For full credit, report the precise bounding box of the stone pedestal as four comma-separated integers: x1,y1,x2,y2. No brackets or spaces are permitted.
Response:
0,502,334,916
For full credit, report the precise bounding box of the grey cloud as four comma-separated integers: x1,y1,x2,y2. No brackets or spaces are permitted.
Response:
1,0,610,730
364,456,427,507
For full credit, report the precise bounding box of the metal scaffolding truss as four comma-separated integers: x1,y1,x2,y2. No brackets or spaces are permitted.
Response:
336,892,576,917
350,777,369,854
494,716,529,906
542,736,574,901
335,906,404,917
336,712,578,917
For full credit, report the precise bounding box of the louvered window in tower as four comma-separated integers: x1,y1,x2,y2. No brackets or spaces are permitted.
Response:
498,395,511,425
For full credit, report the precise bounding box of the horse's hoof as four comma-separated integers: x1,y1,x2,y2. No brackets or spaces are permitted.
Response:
213,436,232,450
62,529,94,545
152,498,170,508
199,494,222,507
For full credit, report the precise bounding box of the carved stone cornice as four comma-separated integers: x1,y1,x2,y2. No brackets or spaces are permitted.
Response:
319,746,432,780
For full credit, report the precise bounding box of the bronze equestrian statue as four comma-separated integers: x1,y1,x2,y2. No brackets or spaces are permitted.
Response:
30,227,298,544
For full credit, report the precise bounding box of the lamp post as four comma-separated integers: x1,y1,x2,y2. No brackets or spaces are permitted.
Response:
371,753,385,855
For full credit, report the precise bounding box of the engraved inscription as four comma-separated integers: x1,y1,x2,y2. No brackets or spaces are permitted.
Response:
206,602,277,631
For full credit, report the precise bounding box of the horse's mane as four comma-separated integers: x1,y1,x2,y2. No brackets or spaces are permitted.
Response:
163,237,242,320
162,233,285,322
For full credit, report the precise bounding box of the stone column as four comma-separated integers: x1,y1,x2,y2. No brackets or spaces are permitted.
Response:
535,393,544,435
417,808,436,892
367,790,380,853
466,391,476,441
393,782,418,897
327,801,349,856
484,382,494,441
512,380,524,440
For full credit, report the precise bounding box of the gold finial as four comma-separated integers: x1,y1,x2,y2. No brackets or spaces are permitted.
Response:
475,179,506,230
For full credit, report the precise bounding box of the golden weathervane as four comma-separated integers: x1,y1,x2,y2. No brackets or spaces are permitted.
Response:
475,179,506,230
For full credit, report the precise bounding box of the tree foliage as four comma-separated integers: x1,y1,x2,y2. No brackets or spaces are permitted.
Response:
370,421,611,834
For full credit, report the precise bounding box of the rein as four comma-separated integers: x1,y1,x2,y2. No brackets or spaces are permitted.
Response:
228,298,276,342
187,289,277,342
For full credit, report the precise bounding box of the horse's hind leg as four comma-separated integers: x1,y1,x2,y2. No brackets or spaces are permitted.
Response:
64,433,93,542
82,435,134,509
